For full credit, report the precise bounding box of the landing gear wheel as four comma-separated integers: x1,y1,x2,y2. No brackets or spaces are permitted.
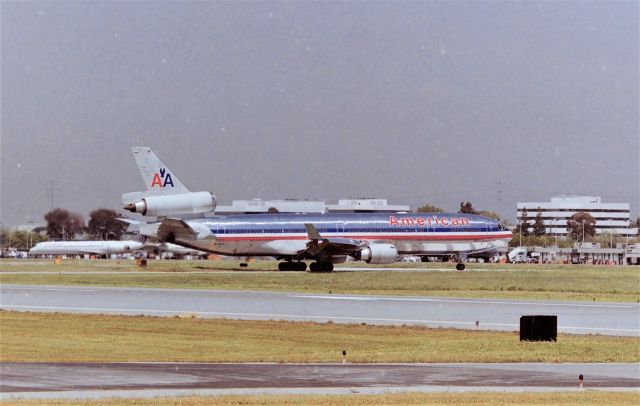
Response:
456,263,465,271
279,261,307,271
309,262,333,272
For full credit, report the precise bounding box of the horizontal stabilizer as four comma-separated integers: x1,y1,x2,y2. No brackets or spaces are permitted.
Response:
116,218,142,226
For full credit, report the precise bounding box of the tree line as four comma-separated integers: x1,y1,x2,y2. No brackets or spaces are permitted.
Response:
416,201,505,224
1,208,128,250
44,208,128,240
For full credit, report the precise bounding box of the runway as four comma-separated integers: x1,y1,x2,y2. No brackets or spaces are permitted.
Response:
2,284,638,336
1,362,638,400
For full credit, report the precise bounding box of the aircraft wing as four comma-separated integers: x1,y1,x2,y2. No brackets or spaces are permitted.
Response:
157,218,197,242
296,223,364,259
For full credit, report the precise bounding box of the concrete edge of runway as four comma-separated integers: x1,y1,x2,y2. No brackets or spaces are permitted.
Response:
2,386,638,401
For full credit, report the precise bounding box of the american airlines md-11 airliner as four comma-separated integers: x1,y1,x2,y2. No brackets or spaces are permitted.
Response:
122,148,512,272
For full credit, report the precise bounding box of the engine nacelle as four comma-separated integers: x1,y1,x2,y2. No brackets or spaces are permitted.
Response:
331,255,349,264
358,244,398,264
124,191,216,217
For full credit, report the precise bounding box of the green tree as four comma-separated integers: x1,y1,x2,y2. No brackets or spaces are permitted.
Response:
476,210,500,221
6,230,47,250
458,202,476,214
267,207,279,213
0,227,8,249
516,207,530,237
87,209,127,240
415,204,443,213
44,208,85,240
566,211,596,242
532,208,547,236
630,217,640,236
508,234,549,248
597,233,617,248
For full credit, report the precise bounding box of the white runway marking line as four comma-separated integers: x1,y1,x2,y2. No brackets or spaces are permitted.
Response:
2,286,638,309
2,305,639,334
291,294,637,308
0,304,514,326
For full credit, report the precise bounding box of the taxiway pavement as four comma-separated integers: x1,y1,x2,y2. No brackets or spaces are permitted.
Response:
1,284,638,336
1,362,638,400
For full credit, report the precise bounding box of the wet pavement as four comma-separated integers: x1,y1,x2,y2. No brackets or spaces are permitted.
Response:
2,362,638,394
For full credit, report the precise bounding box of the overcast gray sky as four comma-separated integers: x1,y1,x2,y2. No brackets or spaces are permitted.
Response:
1,0,638,226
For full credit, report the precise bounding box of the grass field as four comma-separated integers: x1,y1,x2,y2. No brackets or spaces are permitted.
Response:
2,392,640,406
2,311,637,363
3,258,638,272
1,259,638,302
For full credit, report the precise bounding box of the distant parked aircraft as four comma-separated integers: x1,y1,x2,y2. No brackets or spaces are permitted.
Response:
29,240,144,257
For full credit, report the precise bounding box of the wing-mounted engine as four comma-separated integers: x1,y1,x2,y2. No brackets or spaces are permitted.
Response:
124,191,216,217
357,244,398,264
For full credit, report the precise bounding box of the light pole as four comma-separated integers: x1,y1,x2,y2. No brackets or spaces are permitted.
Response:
519,225,522,247
626,219,630,246
581,220,585,244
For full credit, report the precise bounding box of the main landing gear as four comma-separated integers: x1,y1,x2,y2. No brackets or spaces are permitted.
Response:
309,262,333,272
456,263,466,271
277,261,307,272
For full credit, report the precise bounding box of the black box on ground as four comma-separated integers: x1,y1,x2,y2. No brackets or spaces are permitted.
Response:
520,315,557,341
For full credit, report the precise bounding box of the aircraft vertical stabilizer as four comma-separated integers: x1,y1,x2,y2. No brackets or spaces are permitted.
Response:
132,147,189,194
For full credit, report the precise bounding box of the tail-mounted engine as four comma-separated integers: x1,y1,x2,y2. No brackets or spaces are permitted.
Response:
124,191,216,217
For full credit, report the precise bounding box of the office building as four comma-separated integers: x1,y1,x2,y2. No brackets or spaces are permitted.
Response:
516,195,636,237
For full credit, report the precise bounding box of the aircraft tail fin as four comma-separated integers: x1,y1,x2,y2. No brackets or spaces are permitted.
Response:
131,147,189,194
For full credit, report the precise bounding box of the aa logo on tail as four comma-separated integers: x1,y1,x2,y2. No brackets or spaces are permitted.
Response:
150,168,175,188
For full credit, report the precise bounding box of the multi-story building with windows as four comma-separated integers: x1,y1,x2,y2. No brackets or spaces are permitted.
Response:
215,198,410,215
516,195,637,237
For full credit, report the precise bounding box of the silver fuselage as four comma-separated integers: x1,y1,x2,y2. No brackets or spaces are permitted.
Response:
174,212,512,257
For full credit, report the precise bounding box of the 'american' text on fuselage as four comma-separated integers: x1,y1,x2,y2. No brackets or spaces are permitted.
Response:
388,215,470,227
